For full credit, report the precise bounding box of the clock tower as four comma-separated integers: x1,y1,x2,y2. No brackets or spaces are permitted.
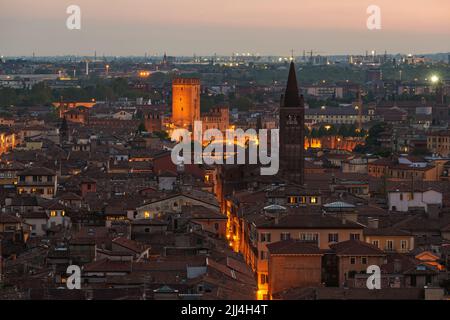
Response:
279,61,305,185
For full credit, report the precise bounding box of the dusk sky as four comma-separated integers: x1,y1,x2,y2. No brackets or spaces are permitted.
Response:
1,0,450,56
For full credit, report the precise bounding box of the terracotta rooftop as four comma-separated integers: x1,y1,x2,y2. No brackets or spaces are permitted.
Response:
330,240,385,256
18,167,55,176
0,213,22,224
256,214,363,230
112,237,148,254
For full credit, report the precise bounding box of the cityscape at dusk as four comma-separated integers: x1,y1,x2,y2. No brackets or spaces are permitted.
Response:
0,0,450,313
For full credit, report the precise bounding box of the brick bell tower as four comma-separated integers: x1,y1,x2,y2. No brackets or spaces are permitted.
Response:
172,78,201,130
279,61,305,185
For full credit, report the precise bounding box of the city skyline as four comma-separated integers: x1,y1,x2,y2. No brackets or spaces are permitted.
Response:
2,0,450,305
1,0,450,56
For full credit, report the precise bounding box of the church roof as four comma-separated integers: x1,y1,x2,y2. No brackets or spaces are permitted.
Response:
283,62,302,108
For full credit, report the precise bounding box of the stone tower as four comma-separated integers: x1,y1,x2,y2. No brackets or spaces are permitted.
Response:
172,78,201,129
279,62,305,185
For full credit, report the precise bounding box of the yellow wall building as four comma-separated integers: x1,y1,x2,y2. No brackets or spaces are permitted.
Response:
172,78,200,129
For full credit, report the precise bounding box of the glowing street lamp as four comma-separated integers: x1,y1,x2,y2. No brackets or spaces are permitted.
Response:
430,75,439,84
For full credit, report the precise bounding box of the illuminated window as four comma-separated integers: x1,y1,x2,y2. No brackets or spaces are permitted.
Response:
50,211,57,217
144,211,150,219
61,211,65,217
310,197,317,204
260,273,269,284
289,196,297,204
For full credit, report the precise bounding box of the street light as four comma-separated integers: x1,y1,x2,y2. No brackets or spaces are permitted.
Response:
430,75,439,84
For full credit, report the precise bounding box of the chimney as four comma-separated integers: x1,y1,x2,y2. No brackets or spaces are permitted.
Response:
427,204,440,220
84,289,94,300
393,259,402,273
274,216,279,225
368,218,379,229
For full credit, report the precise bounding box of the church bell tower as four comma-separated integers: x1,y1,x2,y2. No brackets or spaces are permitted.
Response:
279,62,305,185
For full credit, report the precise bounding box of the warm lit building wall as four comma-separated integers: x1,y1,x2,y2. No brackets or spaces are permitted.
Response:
0,132,17,155
388,166,438,181
305,138,321,149
254,228,363,293
369,163,439,181
201,106,230,132
427,132,450,157
268,254,323,298
337,255,385,287
53,102,96,118
63,109,88,124
172,78,200,129
16,171,57,199
368,163,389,178
364,235,414,253
0,168,20,185
305,136,364,152
192,218,227,238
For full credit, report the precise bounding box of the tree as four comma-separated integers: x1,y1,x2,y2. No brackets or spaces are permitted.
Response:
366,123,386,148
318,125,328,137
347,124,357,137
304,126,311,137
137,122,146,133
153,130,169,140
231,97,253,111
338,125,348,137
